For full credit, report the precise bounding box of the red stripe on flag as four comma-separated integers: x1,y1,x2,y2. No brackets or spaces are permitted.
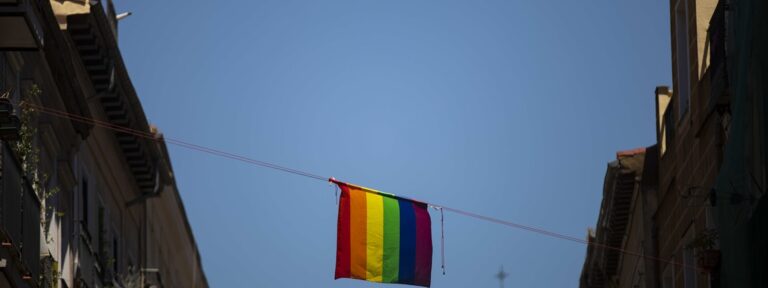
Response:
335,185,351,279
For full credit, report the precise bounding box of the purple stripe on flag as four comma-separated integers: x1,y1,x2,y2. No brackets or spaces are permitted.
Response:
413,202,432,287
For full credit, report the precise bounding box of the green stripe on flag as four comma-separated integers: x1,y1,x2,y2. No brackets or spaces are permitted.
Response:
382,196,401,282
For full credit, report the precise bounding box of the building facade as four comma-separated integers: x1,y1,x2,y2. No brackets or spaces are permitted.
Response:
710,0,768,286
0,0,207,287
653,1,723,287
580,148,659,288
582,0,766,287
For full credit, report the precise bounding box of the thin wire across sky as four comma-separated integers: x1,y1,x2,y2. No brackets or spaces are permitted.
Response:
21,101,696,272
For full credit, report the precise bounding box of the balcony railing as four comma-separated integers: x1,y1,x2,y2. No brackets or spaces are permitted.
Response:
0,141,41,282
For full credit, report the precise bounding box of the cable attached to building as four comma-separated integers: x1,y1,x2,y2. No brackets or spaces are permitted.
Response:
23,101,704,273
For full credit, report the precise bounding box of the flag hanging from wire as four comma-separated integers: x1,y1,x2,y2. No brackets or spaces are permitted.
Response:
333,181,433,287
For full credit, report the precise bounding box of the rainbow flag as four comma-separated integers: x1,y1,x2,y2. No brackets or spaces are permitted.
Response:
334,182,433,287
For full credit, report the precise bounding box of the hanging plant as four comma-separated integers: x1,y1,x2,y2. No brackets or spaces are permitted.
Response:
15,85,40,181
685,228,720,273
13,85,63,288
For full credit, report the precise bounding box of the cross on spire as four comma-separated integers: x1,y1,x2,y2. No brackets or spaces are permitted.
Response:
496,265,509,288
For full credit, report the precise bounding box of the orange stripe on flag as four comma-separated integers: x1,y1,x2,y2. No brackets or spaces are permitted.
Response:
349,187,368,279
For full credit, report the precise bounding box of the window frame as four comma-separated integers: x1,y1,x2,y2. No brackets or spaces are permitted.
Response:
663,261,675,288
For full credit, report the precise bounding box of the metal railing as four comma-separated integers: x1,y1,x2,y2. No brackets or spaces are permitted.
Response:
0,142,41,281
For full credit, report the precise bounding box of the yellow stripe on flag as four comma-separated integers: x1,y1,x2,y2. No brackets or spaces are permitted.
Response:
350,188,367,279
366,193,384,282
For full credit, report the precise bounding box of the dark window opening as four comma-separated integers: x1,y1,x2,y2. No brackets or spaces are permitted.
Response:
113,237,119,273
82,177,88,225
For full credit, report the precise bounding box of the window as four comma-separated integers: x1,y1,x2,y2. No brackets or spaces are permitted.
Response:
683,248,696,288
0,53,6,90
98,205,105,256
81,176,92,241
675,0,691,119
82,177,88,226
113,236,119,273
663,263,675,288
683,229,697,288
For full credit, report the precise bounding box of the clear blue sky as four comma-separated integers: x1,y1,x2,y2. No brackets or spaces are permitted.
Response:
117,1,671,287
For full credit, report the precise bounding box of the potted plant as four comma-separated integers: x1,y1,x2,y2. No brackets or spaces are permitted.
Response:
686,229,720,273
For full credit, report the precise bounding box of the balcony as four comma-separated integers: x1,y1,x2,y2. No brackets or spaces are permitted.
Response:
66,7,164,197
0,0,44,49
0,142,41,285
